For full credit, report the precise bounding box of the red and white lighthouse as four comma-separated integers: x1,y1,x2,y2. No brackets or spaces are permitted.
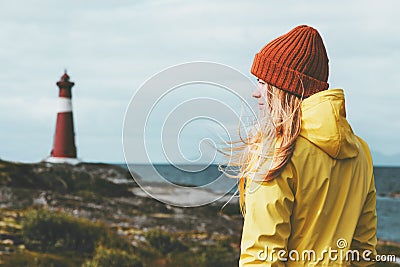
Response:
47,71,79,164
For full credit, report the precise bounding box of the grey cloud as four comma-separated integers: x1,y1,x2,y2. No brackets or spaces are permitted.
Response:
0,0,399,163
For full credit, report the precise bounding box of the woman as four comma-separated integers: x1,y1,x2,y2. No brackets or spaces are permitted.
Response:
225,25,377,266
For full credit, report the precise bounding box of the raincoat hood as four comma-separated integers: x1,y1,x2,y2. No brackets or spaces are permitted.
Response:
299,89,359,159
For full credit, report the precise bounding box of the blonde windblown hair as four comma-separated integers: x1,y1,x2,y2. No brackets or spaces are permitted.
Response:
217,83,303,216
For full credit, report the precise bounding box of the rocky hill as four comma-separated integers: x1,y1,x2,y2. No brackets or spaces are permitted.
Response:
0,160,243,266
0,160,399,267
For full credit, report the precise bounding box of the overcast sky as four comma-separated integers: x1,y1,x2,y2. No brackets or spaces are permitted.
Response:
0,0,399,164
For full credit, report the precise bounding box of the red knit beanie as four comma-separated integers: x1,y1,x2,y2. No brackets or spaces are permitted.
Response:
251,25,329,98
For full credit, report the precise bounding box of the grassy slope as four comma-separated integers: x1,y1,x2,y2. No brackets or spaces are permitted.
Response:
0,160,398,266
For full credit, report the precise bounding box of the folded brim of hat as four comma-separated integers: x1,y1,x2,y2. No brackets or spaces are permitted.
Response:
251,53,329,98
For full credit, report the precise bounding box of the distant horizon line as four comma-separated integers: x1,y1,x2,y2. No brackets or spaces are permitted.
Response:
114,162,400,167
1,158,399,168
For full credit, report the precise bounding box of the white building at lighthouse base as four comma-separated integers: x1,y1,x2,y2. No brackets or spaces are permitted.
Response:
45,156,80,165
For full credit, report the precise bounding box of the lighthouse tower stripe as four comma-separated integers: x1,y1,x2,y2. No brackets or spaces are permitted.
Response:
57,97,72,113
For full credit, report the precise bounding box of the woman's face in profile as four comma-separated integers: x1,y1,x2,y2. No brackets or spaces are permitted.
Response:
252,78,268,110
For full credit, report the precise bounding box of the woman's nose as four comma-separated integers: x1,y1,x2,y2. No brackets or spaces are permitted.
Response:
252,90,261,98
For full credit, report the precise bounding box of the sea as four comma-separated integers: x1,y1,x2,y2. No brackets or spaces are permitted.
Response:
121,164,400,243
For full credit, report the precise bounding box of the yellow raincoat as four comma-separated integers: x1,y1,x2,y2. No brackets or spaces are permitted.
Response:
239,89,377,266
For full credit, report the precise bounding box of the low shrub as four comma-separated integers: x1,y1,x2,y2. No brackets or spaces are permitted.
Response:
0,250,82,267
21,208,122,254
164,238,237,267
144,229,188,256
82,246,143,267
197,238,237,267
